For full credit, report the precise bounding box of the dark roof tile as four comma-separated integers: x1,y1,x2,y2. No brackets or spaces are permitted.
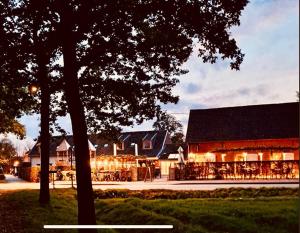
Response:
186,102,299,143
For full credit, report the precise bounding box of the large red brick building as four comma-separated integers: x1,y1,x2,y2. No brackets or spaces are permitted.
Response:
186,102,299,179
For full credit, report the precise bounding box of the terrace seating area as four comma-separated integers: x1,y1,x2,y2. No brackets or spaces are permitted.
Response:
170,160,299,180
91,169,132,181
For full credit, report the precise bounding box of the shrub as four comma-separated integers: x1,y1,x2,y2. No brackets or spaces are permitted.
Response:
0,174,5,180
94,187,299,200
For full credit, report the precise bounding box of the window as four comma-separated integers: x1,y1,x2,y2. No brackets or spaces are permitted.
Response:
189,144,199,153
143,140,152,149
116,142,124,150
204,152,216,162
283,153,294,160
246,153,258,161
271,152,282,161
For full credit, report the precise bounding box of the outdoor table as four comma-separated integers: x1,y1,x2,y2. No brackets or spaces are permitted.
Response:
98,171,114,181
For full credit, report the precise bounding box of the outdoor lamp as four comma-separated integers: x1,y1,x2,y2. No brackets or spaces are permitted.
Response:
28,83,39,95
13,161,19,167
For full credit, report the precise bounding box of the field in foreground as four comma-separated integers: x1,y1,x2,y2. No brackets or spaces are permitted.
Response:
0,188,298,233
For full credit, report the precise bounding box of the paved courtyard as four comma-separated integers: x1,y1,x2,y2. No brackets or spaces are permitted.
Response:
0,175,298,191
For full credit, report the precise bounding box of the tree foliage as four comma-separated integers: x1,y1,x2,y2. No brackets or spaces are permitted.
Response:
0,0,38,138
1,0,248,227
153,112,185,144
0,138,16,165
70,0,248,135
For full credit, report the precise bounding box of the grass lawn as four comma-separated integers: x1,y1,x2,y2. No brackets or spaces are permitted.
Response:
0,188,298,233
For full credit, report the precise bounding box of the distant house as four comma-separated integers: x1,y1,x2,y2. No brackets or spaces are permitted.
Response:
95,130,171,158
29,130,174,168
186,102,299,177
29,137,96,167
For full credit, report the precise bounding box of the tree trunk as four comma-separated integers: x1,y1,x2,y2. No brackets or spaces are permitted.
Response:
38,51,50,205
60,4,97,231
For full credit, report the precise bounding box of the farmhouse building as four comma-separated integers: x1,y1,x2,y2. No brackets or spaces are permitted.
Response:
29,130,173,168
185,102,299,178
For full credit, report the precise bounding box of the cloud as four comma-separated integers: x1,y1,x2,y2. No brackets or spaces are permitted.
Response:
184,83,202,94
237,88,251,96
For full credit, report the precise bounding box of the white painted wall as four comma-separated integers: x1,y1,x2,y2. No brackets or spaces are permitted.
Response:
30,156,64,167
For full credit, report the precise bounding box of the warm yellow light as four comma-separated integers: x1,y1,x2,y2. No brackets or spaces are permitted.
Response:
243,152,247,161
90,161,95,168
221,153,226,162
29,84,38,94
188,153,195,159
13,161,19,167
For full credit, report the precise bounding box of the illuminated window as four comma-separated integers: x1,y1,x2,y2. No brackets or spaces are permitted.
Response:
221,154,226,162
235,154,245,161
116,142,124,150
283,153,294,160
143,140,152,149
246,153,258,161
271,153,282,161
205,152,216,162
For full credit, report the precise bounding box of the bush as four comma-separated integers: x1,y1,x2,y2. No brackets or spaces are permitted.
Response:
0,174,5,180
94,187,299,200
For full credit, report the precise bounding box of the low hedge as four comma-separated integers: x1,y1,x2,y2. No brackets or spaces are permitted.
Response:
0,174,5,180
94,187,299,200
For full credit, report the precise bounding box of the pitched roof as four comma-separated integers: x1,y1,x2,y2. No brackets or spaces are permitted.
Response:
29,130,170,158
186,102,299,143
56,139,71,152
159,144,188,160
94,130,169,157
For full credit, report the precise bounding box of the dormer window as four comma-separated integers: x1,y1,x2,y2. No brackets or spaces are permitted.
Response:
116,142,124,150
143,140,152,149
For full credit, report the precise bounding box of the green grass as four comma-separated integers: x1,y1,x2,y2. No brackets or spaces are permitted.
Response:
0,189,298,233
94,187,299,199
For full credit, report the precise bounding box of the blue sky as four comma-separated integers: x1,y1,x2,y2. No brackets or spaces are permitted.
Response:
20,0,299,140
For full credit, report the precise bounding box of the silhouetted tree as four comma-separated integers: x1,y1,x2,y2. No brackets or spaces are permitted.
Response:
2,0,248,229
0,1,34,138
54,1,248,228
153,112,185,144
1,0,60,204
